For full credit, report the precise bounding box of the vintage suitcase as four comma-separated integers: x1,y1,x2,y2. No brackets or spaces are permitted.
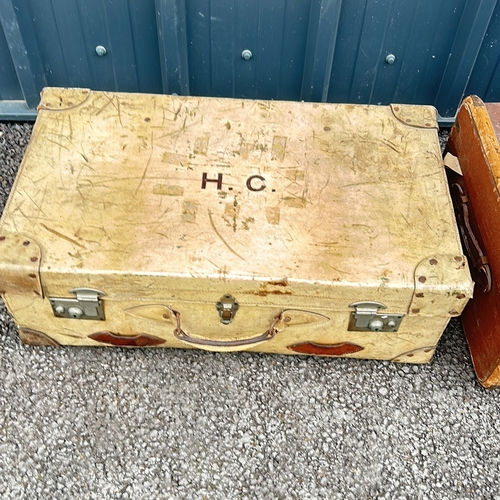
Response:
0,88,473,362
446,95,500,387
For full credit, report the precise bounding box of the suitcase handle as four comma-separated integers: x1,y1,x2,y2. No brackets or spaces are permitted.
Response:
451,182,492,293
172,310,284,351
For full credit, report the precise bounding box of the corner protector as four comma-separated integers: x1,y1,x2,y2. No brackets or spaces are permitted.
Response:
391,345,436,363
38,87,91,112
18,327,60,346
409,255,473,317
390,104,438,129
0,233,44,298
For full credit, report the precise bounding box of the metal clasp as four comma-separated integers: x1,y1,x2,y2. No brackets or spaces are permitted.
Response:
216,294,239,325
50,288,106,320
348,301,403,332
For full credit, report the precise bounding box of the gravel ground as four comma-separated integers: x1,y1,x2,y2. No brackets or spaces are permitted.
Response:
1,122,499,500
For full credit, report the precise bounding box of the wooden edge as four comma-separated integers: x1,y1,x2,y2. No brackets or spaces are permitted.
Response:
390,104,438,129
459,96,500,190
449,96,500,284
38,87,92,112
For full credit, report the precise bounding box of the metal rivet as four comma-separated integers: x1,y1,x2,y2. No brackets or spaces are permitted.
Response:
368,319,385,332
23,240,30,246
55,305,65,315
95,45,107,57
418,276,427,283
68,307,84,318
429,258,438,265
241,49,253,61
30,256,38,262
385,54,396,65
411,308,420,314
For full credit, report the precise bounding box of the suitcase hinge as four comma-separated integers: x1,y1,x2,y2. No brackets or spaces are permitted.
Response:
50,288,106,320
348,301,403,332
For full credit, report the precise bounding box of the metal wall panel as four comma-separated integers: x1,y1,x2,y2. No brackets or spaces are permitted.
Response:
466,0,500,101
1,0,500,121
0,22,22,101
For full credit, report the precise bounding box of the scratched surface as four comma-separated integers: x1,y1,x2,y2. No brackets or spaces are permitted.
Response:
2,89,463,296
0,89,473,357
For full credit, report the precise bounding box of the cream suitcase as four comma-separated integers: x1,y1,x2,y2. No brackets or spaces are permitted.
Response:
0,88,472,362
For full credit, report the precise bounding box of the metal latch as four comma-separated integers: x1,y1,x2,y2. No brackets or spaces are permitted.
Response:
348,301,403,332
50,288,106,320
216,294,239,324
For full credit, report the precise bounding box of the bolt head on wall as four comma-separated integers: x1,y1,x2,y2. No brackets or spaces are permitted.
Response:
385,54,396,65
241,49,253,61
95,45,107,57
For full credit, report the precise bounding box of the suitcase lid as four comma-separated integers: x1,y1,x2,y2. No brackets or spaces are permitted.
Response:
449,96,500,291
0,88,472,315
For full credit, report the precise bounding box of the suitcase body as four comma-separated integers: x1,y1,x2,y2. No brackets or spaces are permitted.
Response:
0,88,472,362
446,96,500,386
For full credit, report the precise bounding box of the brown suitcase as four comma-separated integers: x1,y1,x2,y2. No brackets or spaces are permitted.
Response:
446,95,500,387
0,88,472,361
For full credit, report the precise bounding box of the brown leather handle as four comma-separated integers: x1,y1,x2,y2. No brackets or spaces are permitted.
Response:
172,311,283,350
451,182,492,293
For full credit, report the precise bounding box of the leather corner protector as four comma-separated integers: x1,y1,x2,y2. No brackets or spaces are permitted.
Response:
409,255,473,316
390,104,438,129
0,233,44,298
18,327,60,346
391,346,436,363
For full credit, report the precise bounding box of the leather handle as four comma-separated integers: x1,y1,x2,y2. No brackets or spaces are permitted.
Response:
172,311,283,351
451,182,492,293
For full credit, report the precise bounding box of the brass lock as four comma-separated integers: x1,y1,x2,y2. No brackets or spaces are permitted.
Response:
216,294,239,324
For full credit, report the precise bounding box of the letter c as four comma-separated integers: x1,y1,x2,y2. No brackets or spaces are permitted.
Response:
246,175,266,192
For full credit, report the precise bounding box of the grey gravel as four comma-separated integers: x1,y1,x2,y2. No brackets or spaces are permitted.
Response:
1,122,499,500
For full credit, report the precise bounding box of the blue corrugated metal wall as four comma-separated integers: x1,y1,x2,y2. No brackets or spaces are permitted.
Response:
0,0,498,122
